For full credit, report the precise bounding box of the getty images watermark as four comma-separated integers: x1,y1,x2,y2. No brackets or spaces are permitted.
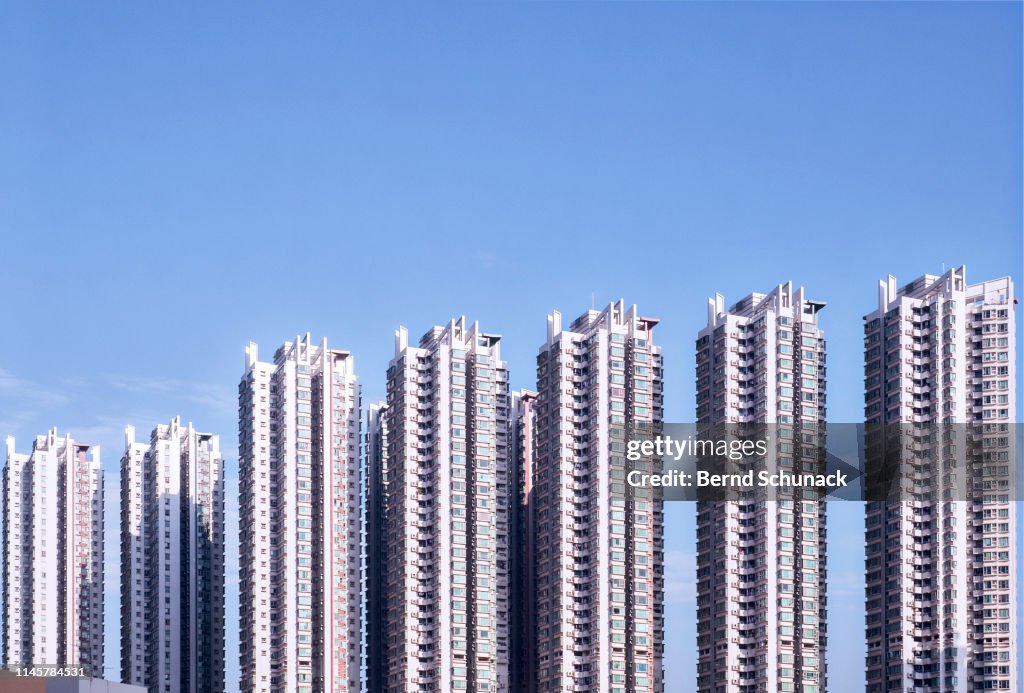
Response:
625,432,849,492
623,422,1020,502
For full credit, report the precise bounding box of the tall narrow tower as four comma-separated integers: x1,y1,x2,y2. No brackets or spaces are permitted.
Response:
378,317,511,692
238,334,361,693
863,267,1016,692
363,400,388,693
2,430,104,675
694,283,828,692
509,388,537,693
531,300,665,692
119,417,225,693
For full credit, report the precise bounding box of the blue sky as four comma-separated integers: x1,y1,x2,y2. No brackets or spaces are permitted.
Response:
1,3,1020,691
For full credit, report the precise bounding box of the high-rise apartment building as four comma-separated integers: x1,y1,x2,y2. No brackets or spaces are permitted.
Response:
238,334,361,693
863,267,1017,691
509,388,537,693
375,317,511,692
2,429,104,674
363,401,387,693
119,417,225,693
530,301,665,693
694,283,828,692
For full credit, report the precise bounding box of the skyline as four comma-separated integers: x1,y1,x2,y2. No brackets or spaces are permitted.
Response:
2,3,1021,691
2,274,1020,690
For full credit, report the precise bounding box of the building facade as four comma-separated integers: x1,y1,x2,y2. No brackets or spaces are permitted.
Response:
238,335,361,693
863,268,1017,691
376,317,511,692
509,388,537,693
119,417,225,693
531,301,665,693
694,283,828,692
2,430,104,674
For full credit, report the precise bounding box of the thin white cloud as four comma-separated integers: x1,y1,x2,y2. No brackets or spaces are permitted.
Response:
106,374,236,418
663,549,696,605
472,249,499,269
0,367,71,406
828,570,864,601
57,413,168,461
0,367,73,436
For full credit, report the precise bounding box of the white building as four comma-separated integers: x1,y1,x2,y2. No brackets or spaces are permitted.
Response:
238,334,361,693
375,317,511,692
694,283,828,692
863,267,1017,691
530,301,665,693
2,429,104,674
119,417,225,693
